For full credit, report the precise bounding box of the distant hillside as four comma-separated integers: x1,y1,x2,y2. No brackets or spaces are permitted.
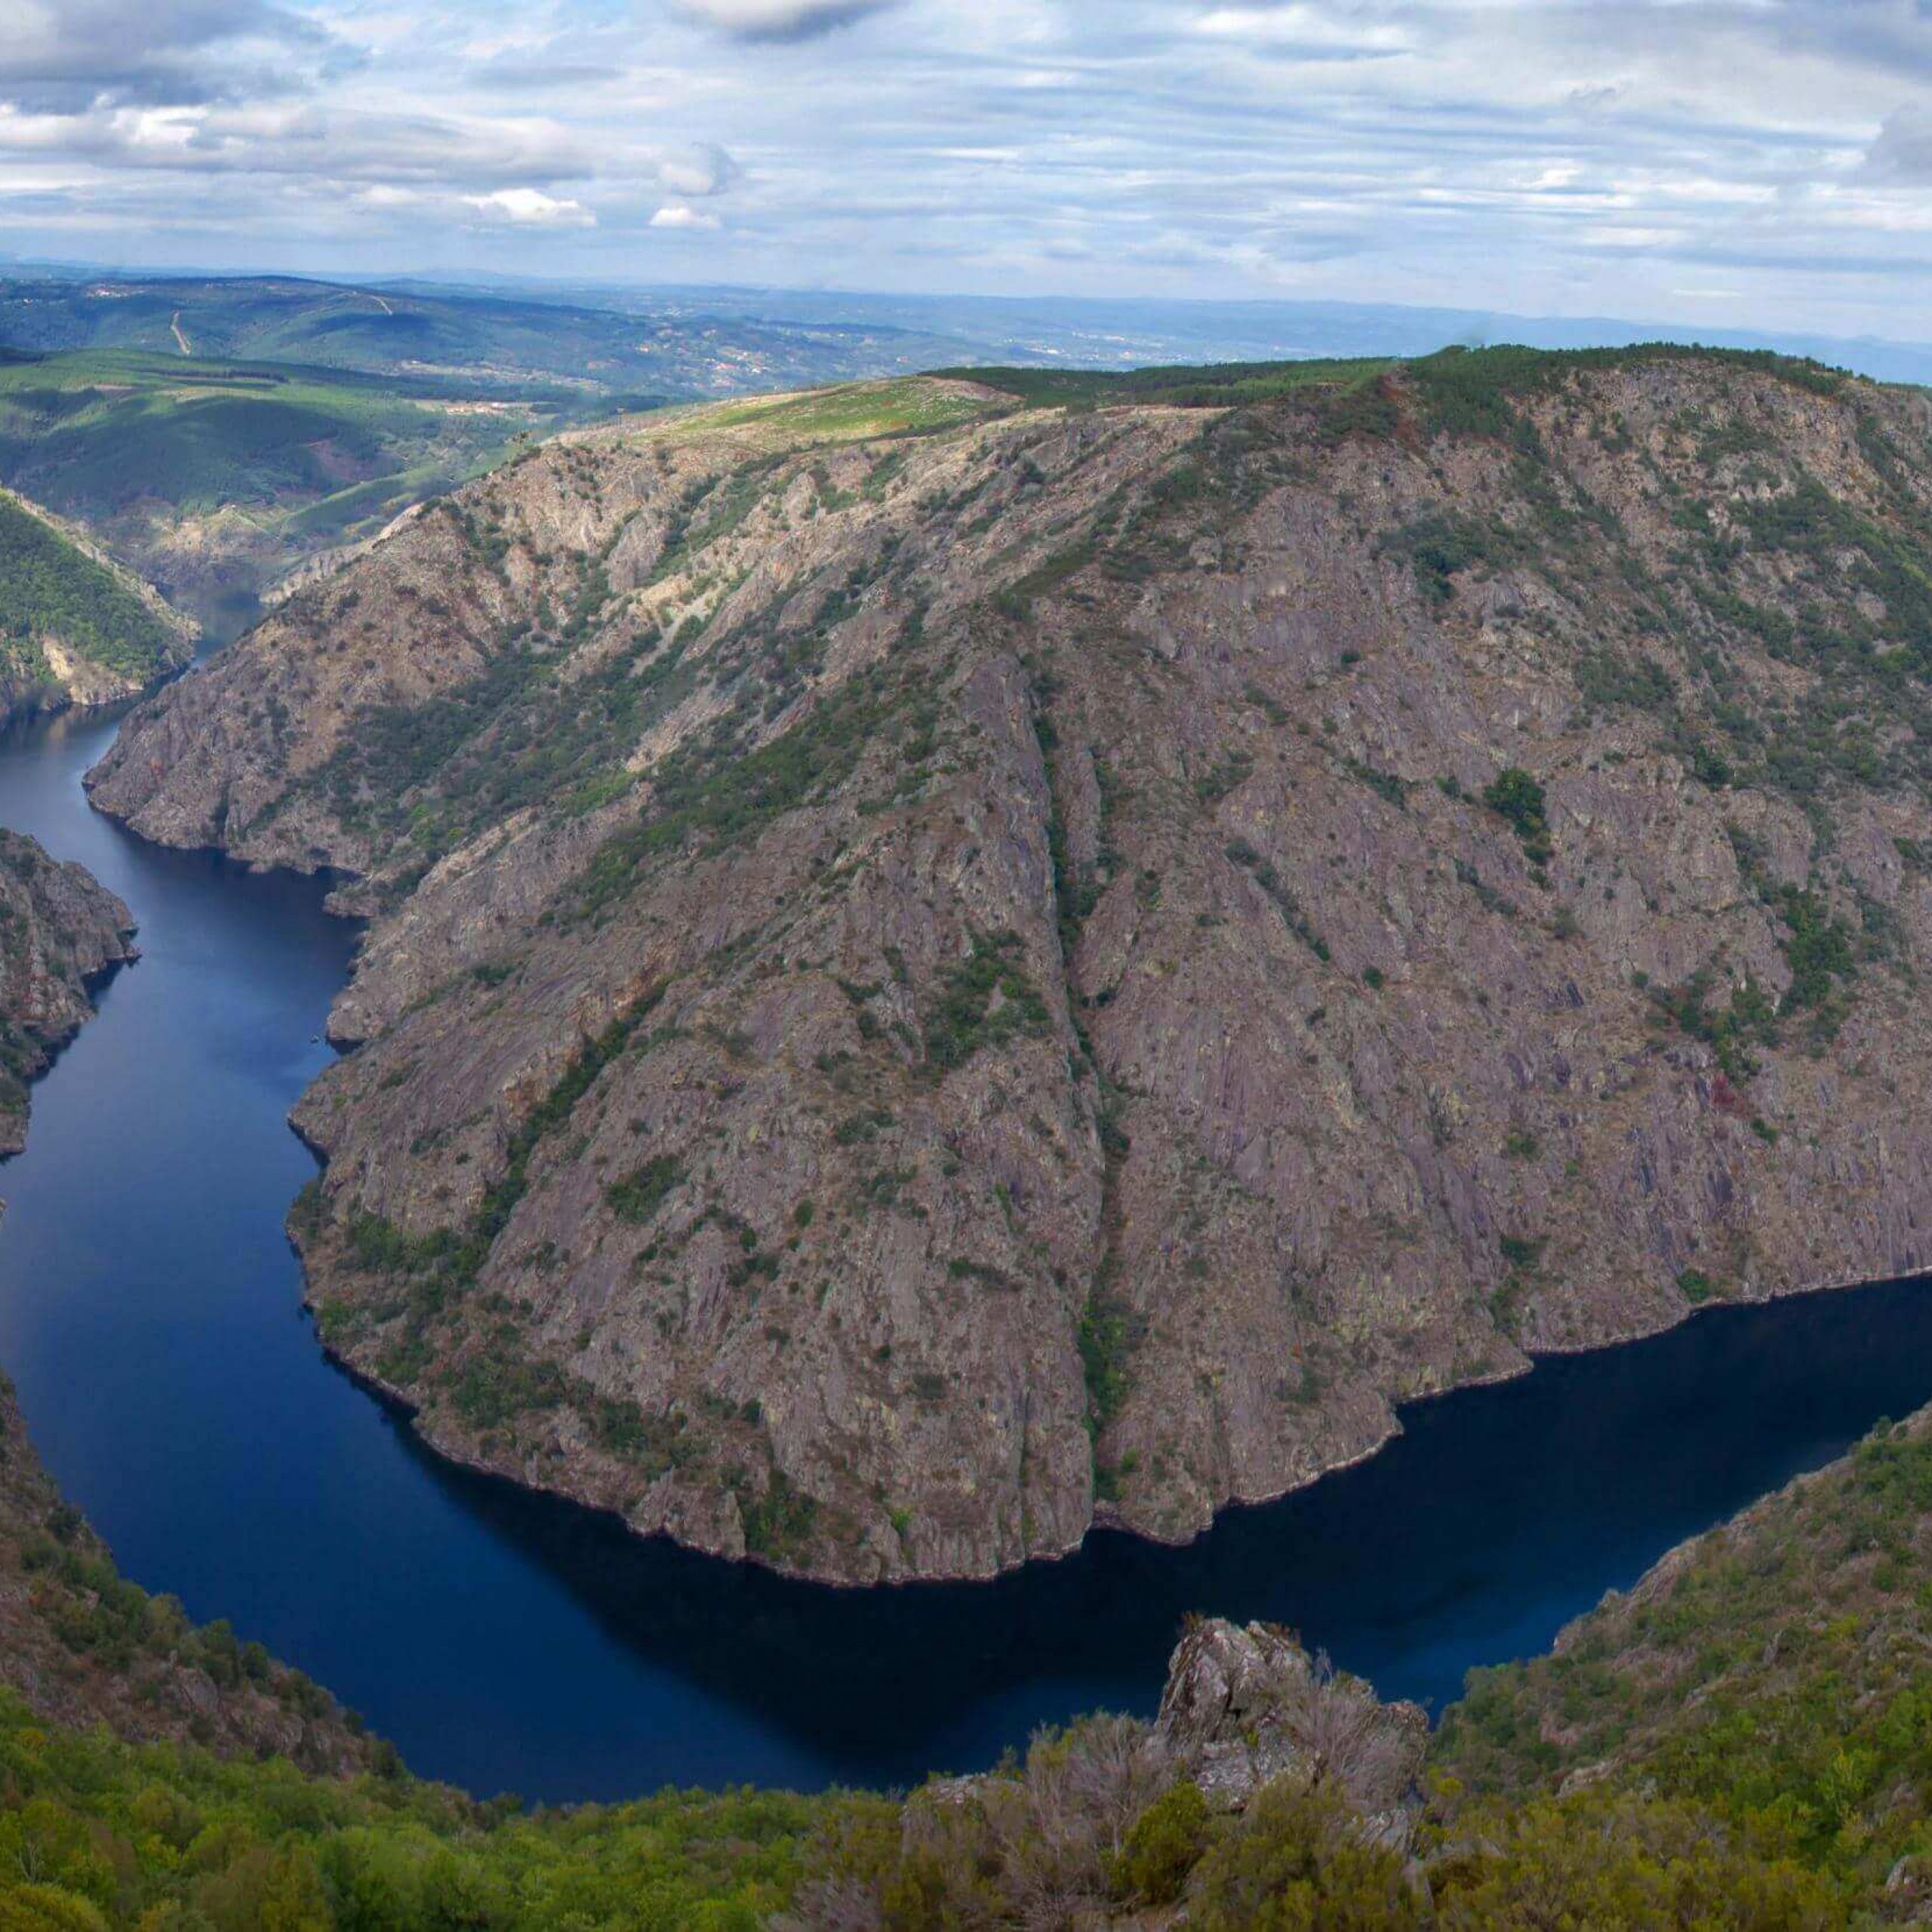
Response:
476,277,1932,389
0,272,995,401
0,274,1015,630
0,487,193,715
0,351,589,634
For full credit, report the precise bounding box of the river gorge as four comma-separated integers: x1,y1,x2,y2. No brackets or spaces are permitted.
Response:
0,673,1924,1804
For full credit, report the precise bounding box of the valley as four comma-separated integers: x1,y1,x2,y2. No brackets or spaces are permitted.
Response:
0,350,590,638
0,342,1929,1924
8,0,1932,1911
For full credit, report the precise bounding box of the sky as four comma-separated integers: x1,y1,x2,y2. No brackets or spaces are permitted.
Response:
5,1,1932,339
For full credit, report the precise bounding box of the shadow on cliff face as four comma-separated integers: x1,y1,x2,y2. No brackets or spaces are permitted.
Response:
385,1269,1932,1790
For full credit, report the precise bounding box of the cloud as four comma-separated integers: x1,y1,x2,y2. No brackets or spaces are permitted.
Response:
0,0,334,109
1192,5,1408,60
1864,105,1932,185
657,143,737,198
4,0,1932,341
465,186,595,227
676,0,897,43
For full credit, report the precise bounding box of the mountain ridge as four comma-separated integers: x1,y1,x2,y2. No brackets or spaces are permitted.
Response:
86,344,1932,1583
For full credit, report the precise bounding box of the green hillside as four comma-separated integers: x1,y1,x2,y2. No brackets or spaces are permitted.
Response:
0,491,185,686
0,352,603,627
0,352,582,532
0,274,980,401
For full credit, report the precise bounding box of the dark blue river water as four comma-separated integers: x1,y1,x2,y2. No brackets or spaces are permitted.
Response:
1,693,1930,1804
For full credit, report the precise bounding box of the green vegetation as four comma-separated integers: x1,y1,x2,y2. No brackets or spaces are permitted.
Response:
0,494,180,682
1404,341,1846,441
16,1524,337,1743
952,356,1392,413
811,1691,1840,1928
921,930,1052,1073
310,1004,676,1448
605,1156,686,1228
1223,838,1330,960
1078,1287,1141,1437
321,623,688,867
0,351,582,592
1435,1412,1932,1916
572,663,904,925
1377,510,1525,606
1481,768,1552,870
1647,969,1780,1078
694,377,999,445
0,1690,859,1930
20,1408,1932,1926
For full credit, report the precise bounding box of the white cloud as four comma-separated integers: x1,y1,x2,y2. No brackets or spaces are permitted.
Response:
466,186,594,227
1,0,334,107
2,0,1932,339
657,143,736,198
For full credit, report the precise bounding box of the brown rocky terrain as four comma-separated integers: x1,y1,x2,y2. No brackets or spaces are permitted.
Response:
84,347,1932,1584
0,829,137,1152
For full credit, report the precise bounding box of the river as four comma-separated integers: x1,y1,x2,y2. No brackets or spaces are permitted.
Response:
0,691,1930,1804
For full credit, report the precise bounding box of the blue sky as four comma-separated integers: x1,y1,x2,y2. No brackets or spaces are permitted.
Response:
5,1,1932,337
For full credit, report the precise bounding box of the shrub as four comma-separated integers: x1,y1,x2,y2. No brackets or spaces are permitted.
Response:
1115,1780,1210,1906
605,1155,685,1228
1189,1780,1420,1931
1482,768,1552,867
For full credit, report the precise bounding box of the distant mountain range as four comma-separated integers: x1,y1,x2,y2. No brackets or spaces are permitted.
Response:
0,270,999,401
382,273,1932,391
8,263,1932,393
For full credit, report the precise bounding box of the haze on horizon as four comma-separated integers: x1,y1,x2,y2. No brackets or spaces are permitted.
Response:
5,0,1932,346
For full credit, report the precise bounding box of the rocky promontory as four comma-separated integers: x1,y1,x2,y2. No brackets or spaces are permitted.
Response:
85,348,1932,1583
0,829,138,1152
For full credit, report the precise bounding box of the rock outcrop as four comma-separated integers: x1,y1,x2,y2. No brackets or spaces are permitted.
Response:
85,349,1932,1583
1158,1619,1426,1826
0,830,137,1152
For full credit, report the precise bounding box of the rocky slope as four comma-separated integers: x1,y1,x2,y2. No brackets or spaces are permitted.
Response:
0,486,195,720
1432,1404,1932,1915
85,346,1932,1584
0,830,137,1152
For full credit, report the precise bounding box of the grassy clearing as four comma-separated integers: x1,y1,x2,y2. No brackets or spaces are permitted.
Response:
674,377,1008,448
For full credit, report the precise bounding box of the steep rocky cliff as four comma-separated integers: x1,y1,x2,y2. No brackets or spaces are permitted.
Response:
87,347,1932,1583
0,830,137,1152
